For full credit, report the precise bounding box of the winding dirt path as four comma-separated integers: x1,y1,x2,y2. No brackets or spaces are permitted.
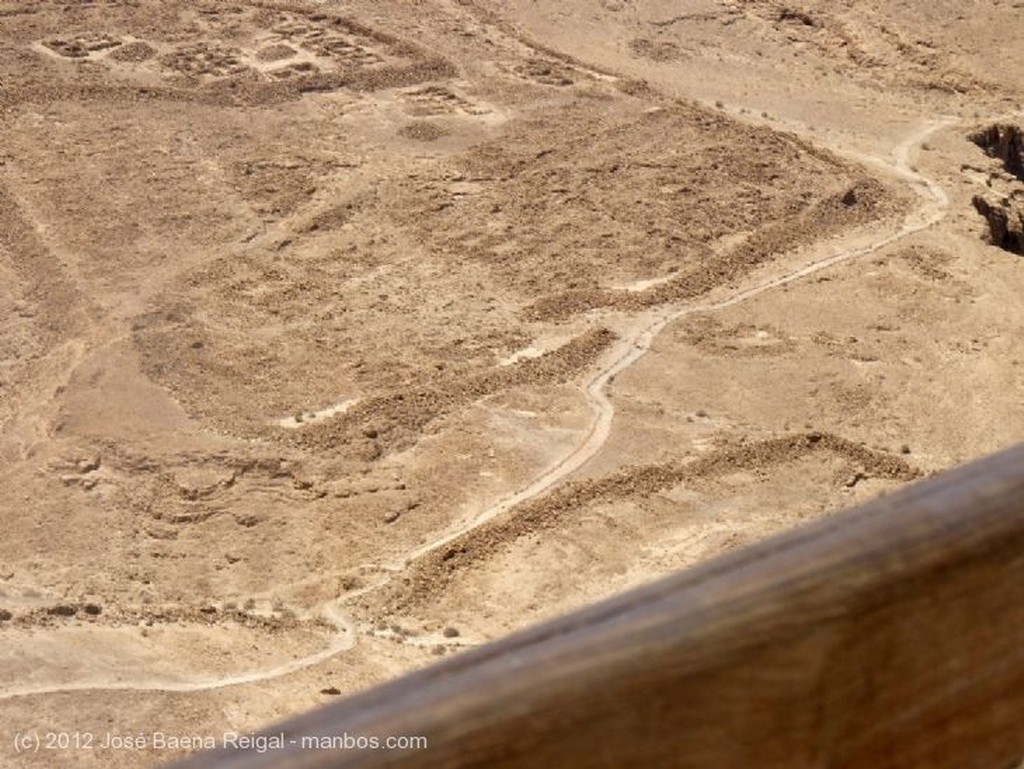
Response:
0,602,355,701
0,117,956,701
401,116,954,565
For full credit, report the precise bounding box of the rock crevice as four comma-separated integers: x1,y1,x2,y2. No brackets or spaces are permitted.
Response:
970,123,1024,182
972,193,1024,255
970,124,1024,254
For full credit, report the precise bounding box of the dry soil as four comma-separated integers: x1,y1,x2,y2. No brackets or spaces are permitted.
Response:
1,1,1023,766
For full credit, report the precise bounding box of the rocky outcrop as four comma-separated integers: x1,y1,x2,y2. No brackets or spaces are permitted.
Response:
970,124,1024,182
972,193,1024,255
969,124,1024,254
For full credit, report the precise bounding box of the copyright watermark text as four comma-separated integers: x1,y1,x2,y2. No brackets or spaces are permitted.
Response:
12,730,428,754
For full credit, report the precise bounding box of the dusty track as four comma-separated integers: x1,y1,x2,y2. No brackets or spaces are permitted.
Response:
401,115,953,565
0,115,957,701
0,601,354,701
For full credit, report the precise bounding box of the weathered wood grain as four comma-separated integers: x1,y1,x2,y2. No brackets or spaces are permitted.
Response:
167,443,1024,769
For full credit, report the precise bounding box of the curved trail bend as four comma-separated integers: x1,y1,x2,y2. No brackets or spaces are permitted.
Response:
0,602,355,701
401,116,954,565
0,117,956,701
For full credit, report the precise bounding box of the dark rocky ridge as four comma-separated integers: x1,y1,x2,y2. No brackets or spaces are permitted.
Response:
972,194,1024,255
970,124,1024,254
970,123,1024,182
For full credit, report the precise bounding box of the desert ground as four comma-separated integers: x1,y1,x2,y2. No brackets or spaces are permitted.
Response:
1,0,1023,765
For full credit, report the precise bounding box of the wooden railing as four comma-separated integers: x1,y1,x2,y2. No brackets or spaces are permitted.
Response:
167,443,1024,769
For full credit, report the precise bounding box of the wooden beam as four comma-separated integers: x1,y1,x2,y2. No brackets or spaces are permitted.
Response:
166,443,1024,769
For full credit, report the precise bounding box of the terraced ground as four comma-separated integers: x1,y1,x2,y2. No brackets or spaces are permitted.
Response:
1,1,1023,767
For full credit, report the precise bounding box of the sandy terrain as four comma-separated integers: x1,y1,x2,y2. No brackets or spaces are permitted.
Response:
0,1,1022,766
